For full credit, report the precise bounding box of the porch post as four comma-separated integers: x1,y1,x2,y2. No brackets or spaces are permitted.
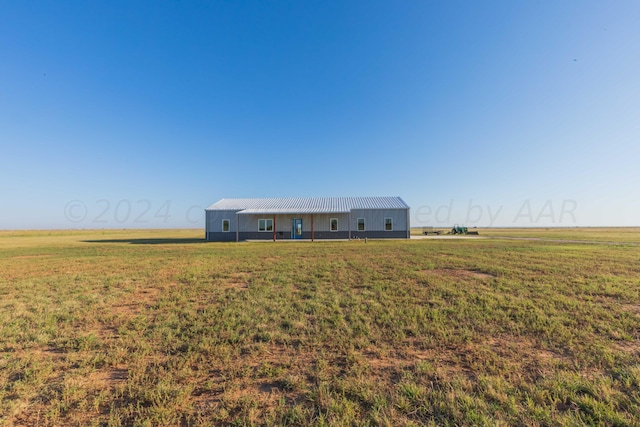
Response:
311,214,314,242
236,213,239,242
273,214,276,241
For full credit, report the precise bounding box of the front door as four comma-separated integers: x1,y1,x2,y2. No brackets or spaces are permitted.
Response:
292,218,303,239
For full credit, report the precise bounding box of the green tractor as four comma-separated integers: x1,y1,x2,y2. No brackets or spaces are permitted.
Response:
450,224,468,235
449,224,479,235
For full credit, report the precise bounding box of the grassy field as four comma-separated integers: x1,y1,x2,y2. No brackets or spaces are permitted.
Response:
1,229,639,426
480,227,640,243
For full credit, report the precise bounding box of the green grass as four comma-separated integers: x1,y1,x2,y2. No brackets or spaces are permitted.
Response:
1,229,640,425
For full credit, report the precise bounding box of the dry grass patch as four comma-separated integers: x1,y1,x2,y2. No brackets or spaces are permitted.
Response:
420,268,496,280
10,254,53,259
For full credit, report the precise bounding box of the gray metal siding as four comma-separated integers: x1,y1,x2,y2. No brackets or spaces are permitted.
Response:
349,209,408,232
319,213,348,233
206,210,238,233
238,214,278,233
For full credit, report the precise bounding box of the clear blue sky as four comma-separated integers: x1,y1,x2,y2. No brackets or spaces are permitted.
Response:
1,1,639,229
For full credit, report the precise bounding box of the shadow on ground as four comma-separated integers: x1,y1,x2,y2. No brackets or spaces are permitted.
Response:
82,238,207,245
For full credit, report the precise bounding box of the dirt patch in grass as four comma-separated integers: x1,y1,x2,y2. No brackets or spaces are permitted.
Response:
226,282,249,290
487,335,565,360
6,366,129,427
620,303,640,315
396,339,440,361
84,367,129,388
13,346,68,362
258,381,286,393
97,325,119,340
111,286,161,316
192,375,297,422
484,335,568,381
364,352,400,371
536,348,566,363
363,341,443,379
466,269,497,279
222,272,252,290
191,343,306,413
112,302,140,315
138,287,160,296
31,346,67,358
614,340,639,354
420,268,496,280
256,343,297,364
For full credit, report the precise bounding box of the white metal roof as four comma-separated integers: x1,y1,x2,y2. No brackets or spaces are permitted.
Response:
205,197,409,214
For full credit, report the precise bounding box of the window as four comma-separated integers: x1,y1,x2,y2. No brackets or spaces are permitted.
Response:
258,219,273,232
384,217,393,231
357,218,365,231
222,219,230,232
330,218,338,232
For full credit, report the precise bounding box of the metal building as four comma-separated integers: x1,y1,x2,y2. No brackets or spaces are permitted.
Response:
205,197,410,241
